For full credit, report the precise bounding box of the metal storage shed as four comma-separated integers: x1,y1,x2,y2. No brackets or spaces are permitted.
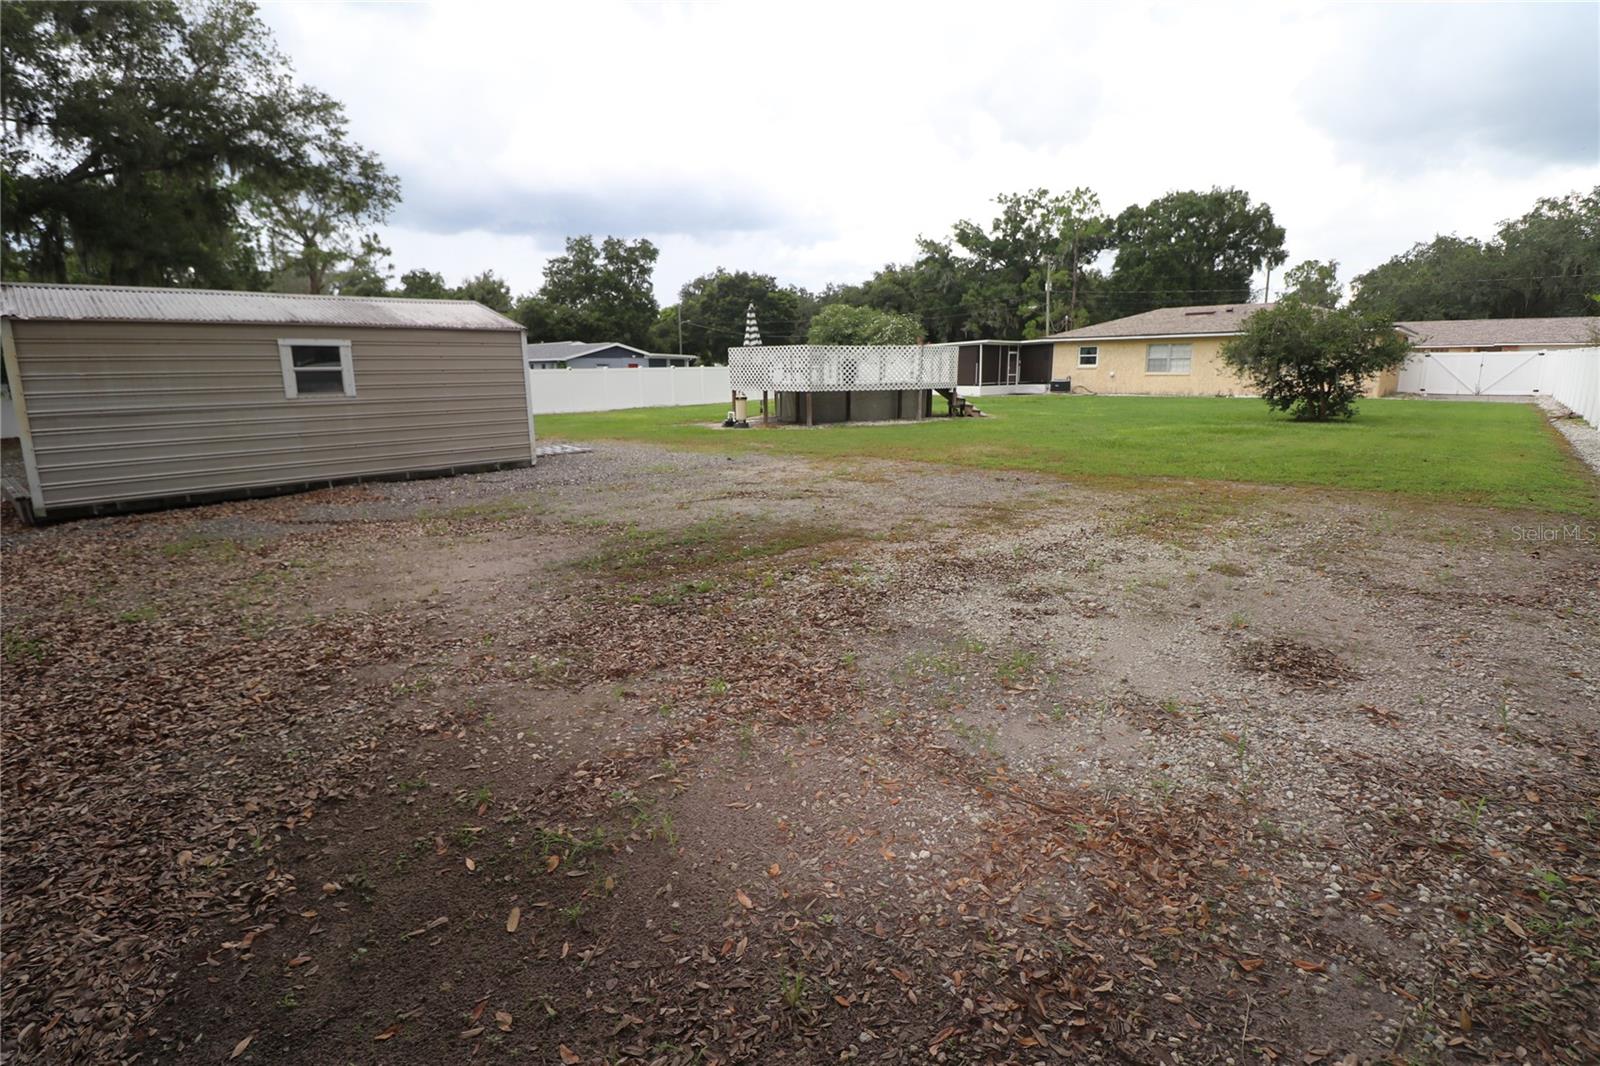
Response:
1,282,535,522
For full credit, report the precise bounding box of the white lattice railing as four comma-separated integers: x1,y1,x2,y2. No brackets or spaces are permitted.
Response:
728,345,960,393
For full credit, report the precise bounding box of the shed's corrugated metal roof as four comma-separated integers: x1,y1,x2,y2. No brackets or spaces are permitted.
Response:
1,282,523,331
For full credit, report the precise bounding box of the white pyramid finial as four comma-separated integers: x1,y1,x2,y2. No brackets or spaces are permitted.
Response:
743,302,762,347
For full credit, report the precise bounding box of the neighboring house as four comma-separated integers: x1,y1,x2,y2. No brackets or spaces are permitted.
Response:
525,340,699,369
1,282,534,522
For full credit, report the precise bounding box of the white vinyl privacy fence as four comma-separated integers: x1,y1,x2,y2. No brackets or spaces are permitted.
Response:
1544,346,1600,426
527,365,731,415
1397,348,1600,421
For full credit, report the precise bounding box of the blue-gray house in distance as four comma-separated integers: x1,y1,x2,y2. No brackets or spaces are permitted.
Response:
525,341,699,369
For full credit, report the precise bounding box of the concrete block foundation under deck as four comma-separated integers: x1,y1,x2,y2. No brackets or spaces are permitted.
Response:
773,390,930,424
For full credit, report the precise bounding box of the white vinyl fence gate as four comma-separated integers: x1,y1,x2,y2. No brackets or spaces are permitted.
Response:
1398,350,1549,397
1397,347,1599,425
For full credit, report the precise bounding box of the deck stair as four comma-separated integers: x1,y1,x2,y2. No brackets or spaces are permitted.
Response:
936,388,983,417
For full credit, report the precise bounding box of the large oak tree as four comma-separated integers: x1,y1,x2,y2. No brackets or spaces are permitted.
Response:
1352,188,1600,319
1105,188,1287,317
2,0,398,290
516,236,660,349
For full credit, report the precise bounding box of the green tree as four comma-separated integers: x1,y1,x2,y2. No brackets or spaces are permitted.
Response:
1494,188,1600,316
1351,188,1600,320
1350,236,1500,319
805,304,922,344
823,237,979,342
1,0,392,290
661,269,811,363
1281,259,1342,308
324,236,393,296
517,236,659,348
648,303,685,354
951,188,1113,338
1220,302,1410,421
249,107,401,294
454,270,514,315
1106,188,1287,317
395,268,451,300
1044,188,1113,331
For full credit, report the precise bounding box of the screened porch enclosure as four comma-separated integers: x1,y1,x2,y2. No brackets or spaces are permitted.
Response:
955,341,1055,392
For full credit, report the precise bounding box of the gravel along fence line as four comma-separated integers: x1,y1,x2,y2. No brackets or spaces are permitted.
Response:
1540,396,1600,479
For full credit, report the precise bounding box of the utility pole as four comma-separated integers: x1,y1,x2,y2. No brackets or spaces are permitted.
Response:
1067,232,1079,330
677,302,683,355
1263,261,1272,304
1044,258,1053,336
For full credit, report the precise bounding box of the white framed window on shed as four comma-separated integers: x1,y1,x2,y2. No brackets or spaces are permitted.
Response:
278,339,355,398
1077,345,1099,368
1145,343,1193,374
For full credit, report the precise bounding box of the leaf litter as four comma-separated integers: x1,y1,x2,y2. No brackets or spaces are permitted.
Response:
2,446,1596,1064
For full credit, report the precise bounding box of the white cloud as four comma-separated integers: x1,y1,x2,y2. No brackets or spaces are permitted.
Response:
259,0,1600,304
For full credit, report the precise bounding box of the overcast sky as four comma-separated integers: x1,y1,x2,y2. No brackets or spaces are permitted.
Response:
259,1,1600,305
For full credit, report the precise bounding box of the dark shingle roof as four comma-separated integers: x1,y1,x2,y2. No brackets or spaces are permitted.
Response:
1048,304,1271,341
1050,304,1600,348
1397,318,1600,348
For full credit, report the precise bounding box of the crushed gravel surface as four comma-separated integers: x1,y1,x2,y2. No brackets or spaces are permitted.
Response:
1541,396,1600,478
3,441,1597,1065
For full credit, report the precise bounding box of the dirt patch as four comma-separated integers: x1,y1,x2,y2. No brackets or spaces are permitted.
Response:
3,442,1598,1064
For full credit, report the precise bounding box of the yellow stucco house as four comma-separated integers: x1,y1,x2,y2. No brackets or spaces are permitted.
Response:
1046,304,1600,398
1043,302,1405,396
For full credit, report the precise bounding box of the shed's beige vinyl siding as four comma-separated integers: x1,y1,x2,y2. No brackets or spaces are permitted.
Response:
11,320,530,511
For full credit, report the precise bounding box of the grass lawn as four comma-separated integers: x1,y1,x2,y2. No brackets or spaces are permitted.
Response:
538,394,1599,515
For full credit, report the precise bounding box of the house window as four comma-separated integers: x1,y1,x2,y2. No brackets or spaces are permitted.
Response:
1077,346,1099,368
1146,343,1192,374
278,339,354,398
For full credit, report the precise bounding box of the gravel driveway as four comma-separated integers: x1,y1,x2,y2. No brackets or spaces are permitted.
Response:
3,442,1596,1064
